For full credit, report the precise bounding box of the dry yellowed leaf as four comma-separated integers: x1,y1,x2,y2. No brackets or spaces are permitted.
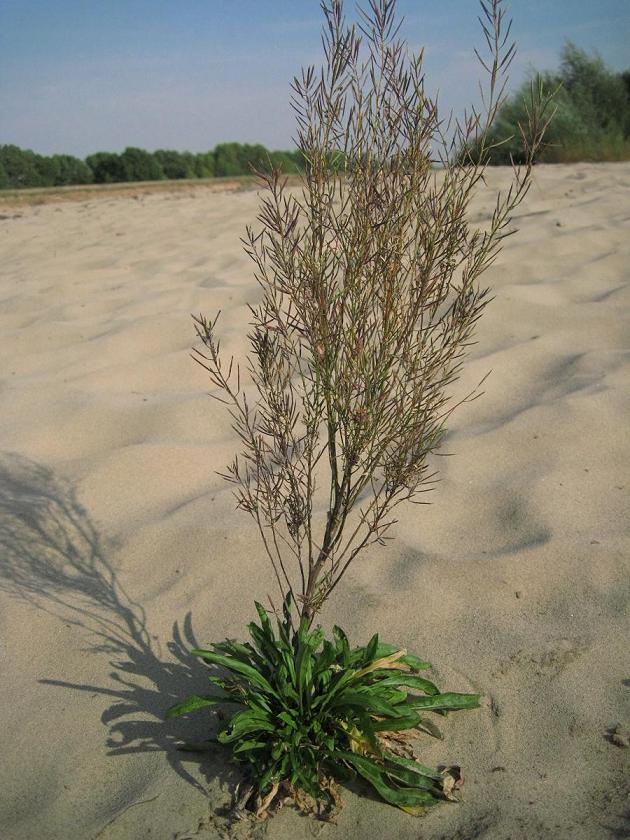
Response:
441,765,464,801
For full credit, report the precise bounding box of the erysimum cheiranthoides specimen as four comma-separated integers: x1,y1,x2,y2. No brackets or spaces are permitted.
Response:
166,0,553,820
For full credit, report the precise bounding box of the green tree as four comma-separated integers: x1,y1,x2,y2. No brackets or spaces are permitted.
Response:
193,150,215,178
153,149,196,179
33,154,60,187
240,143,271,172
559,43,628,136
463,43,630,163
86,152,128,183
269,149,302,173
0,145,43,187
50,154,93,186
214,142,290,176
213,142,245,176
0,145,94,188
120,147,165,181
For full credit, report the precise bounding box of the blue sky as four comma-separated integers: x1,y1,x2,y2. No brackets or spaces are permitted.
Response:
1,0,629,157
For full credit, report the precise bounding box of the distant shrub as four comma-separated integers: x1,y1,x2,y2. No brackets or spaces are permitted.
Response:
559,43,628,137
463,43,630,164
0,162,7,189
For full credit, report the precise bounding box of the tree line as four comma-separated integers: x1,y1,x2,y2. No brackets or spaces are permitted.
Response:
2,43,629,189
0,142,305,190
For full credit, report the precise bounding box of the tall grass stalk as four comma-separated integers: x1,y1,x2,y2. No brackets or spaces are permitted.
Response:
193,0,553,623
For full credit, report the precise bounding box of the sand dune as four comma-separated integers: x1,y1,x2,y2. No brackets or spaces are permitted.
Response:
1,163,628,839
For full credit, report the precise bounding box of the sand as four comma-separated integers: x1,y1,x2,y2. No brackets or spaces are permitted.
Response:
0,163,628,840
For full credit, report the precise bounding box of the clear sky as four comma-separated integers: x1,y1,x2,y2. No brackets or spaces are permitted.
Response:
1,0,629,158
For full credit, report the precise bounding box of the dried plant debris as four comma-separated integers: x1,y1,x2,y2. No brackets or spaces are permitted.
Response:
440,766,465,802
608,723,629,748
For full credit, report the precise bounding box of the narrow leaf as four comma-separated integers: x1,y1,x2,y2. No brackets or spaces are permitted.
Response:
373,674,441,695
191,649,278,697
374,644,432,671
383,753,442,781
407,692,481,711
337,751,438,810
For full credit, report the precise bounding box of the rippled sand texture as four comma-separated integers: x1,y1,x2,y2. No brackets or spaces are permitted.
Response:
1,164,628,840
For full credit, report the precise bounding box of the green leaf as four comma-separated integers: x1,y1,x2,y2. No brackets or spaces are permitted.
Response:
384,763,439,791
333,690,404,718
337,751,438,810
277,710,297,729
407,692,480,711
333,625,351,666
247,696,274,716
314,665,366,711
315,639,338,675
271,742,284,760
270,619,297,690
374,643,431,670
165,694,234,720
364,633,379,664
276,669,299,703
247,621,280,668
218,709,275,743
233,738,268,754
355,711,381,754
380,688,409,705
191,649,278,697
211,639,264,668
329,760,356,783
400,654,432,671
373,674,440,695
254,601,273,636
383,753,442,781
296,640,314,706
371,712,421,731
306,624,325,651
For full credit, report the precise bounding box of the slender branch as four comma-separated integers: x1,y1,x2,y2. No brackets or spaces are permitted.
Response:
192,0,552,623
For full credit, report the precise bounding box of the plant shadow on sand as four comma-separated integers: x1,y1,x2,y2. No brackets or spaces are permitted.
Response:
0,451,239,799
0,452,410,831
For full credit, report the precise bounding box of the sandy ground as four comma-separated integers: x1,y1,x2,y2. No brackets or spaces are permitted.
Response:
0,175,267,209
0,164,628,840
